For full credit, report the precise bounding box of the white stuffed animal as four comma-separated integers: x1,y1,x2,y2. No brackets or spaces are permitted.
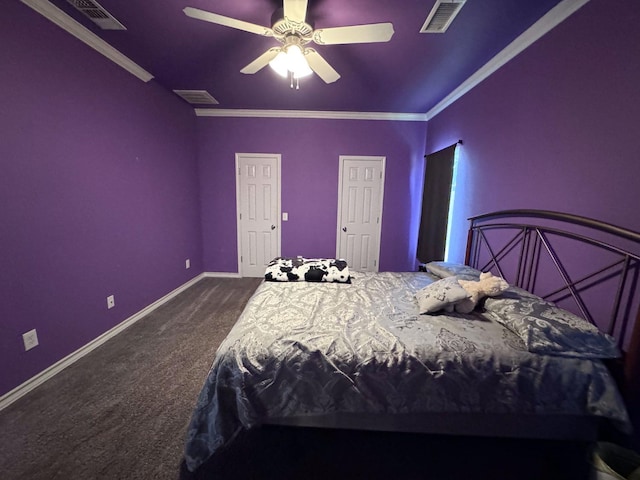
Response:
455,272,509,314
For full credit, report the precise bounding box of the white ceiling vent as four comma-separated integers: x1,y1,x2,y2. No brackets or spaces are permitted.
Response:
420,0,466,33
173,90,220,105
66,0,126,30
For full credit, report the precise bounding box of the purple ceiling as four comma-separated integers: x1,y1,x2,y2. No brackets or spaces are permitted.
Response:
49,0,564,113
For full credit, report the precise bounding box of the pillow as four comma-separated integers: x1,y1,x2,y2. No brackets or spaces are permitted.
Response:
483,285,546,312
264,257,351,283
415,276,470,314
425,261,482,280
484,290,620,359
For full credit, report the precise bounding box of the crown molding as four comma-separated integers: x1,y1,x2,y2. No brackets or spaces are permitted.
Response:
195,108,428,122
20,0,587,122
21,0,153,83
425,0,590,120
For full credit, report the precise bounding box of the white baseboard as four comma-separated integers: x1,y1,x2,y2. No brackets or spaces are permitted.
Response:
0,273,206,412
203,271,242,278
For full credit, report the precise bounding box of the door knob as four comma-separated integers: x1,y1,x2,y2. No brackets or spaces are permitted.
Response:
342,227,347,232
271,225,276,230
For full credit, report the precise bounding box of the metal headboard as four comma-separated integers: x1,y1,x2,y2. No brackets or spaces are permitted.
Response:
464,210,640,401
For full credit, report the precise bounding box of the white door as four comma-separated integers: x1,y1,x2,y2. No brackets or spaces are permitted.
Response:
236,153,281,277
336,156,385,272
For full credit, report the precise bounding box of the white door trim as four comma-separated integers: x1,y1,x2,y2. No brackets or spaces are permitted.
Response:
335,155,386,271
235,153,282,277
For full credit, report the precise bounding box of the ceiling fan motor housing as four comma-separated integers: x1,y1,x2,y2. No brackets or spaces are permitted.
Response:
272,17,313,44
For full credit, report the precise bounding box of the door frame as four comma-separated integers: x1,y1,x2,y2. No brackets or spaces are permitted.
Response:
235,153,282,277
335,155,386,271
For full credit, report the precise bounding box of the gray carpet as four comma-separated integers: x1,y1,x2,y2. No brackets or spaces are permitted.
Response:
0,277,263,480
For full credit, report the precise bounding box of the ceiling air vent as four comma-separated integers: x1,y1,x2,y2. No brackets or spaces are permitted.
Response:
173,90,220,105
420,0,466,34
66,0,126,30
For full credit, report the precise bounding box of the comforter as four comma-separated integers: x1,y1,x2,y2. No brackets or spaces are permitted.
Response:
184,272,630,472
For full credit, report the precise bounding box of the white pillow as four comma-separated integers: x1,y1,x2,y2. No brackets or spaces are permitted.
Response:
415,276,470,314
425,261,482,280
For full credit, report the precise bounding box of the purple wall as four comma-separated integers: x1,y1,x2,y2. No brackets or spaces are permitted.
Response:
426,0,640,263
0,3,203,396
197,117,427,272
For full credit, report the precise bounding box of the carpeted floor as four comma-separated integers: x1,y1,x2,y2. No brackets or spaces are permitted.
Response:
0,277,262,480
0,277,604,479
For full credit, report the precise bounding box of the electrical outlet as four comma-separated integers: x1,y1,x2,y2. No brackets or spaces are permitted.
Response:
107,295,115,309
185,259,191,269
23,329,39,351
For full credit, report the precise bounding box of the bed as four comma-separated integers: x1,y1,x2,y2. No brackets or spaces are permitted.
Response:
183,210,640,473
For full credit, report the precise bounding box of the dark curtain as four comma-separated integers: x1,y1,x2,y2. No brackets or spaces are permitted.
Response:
416,144,457,263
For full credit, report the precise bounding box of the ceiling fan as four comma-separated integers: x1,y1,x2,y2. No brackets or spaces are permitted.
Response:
183,0,394,86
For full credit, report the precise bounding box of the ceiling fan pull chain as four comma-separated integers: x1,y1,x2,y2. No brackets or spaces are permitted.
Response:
290,72,294,89
296,77,300,90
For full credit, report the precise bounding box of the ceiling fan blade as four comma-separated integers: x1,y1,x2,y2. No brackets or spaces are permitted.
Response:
283,0,308,23
240,48,281,74
305,49,340,84
183,7,273,37
313,23,394,45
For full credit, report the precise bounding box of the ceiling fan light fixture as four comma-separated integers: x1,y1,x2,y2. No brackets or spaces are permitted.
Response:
268,44,313,80
268,50,289,77
292,62,313,79
286,45,312,78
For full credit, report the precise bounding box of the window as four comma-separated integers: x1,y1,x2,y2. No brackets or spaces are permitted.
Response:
416,143,457,263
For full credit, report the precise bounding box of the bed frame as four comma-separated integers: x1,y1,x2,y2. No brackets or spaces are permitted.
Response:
465,209,640,405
